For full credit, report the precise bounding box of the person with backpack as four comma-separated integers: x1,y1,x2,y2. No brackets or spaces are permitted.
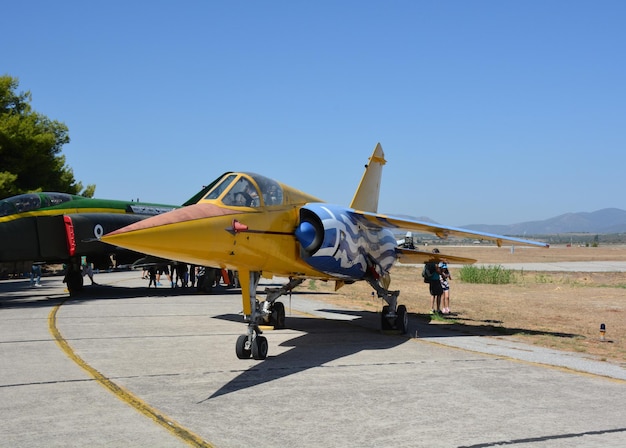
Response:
422,250,443,314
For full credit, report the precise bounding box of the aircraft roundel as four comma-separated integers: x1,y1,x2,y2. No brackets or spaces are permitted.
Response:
94,224,104,239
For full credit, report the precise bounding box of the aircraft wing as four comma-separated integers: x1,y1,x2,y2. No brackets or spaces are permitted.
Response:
351,210,550,248
396,248,477,265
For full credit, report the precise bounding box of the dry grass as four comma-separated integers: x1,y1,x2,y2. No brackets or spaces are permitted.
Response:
306,244,626,367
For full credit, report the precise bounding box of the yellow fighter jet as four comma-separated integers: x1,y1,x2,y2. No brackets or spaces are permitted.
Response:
102,143,548,360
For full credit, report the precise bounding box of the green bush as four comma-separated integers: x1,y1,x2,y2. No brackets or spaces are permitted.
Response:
459,265,514,284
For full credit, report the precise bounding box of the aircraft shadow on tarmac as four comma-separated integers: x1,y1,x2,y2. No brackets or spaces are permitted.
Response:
0,279,69,309
203,307,581,401
204,308,404,401
413,312,580,339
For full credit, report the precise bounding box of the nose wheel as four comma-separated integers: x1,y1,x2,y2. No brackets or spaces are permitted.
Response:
235,334,251,359
252,335,268,359
236,332,268,360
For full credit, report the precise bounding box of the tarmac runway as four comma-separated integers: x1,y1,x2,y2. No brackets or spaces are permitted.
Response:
1,270,626,448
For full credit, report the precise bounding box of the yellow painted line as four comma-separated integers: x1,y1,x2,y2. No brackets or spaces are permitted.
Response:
48,300,214,448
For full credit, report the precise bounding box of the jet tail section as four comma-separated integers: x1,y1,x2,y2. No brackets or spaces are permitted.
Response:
350,143,386,213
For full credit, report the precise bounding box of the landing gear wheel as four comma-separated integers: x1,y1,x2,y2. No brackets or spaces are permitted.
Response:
381,305,392,330
235,334,251,359
66,271,83,296
271,302,286,329
252,335,268,360
395,304,408,334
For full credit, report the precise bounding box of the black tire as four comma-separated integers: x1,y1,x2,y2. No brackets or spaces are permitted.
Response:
396,305,408,334
66,271,84,296
252,335,268,360
381,305,392,330
235,334,251,359
272,302,286,329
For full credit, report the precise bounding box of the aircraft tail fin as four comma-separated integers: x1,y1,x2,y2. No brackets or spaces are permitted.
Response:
350,143,386,213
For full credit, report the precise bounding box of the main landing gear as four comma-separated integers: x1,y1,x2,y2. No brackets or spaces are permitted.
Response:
235,274,304,360
63,257,84,296
233,269,408,360
366,275,408,334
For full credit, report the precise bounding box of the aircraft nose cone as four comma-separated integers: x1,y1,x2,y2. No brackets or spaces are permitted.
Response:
101,203,240,264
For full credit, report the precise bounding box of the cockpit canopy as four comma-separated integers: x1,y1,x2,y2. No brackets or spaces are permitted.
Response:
0,192,79,217
201,173,284,207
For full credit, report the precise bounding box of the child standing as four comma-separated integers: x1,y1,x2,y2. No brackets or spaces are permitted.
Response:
439,261,452,314
148,266,157,288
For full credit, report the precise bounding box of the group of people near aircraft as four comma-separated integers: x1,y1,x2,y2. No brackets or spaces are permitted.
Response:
142,263,237,292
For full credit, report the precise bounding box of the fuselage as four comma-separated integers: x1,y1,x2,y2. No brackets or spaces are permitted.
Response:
102,172,401,282
102,173,331,278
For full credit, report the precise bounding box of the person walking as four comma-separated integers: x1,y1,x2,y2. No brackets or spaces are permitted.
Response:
30,263,42,287
81,260,98,285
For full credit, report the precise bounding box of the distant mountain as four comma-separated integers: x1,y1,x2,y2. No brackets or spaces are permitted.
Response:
462,208,626,235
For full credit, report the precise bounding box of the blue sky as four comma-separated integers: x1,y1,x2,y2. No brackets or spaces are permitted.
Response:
5,1,625,225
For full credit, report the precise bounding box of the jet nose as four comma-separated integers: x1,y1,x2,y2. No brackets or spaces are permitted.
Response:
101,203,240,263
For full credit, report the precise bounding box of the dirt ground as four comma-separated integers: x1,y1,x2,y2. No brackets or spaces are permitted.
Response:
307,244,626,368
